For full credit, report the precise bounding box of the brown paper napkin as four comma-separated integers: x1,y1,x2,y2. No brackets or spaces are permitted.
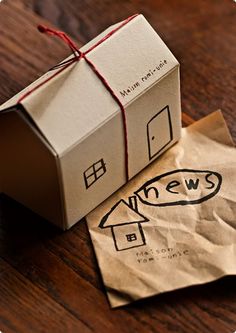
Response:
86,110,236,308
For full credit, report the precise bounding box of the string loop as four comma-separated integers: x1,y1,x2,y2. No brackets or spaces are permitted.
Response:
37,24,81,57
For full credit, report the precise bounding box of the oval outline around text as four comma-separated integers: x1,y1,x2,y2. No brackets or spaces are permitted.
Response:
134,169,222,207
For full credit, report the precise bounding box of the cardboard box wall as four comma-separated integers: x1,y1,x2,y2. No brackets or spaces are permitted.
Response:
0,15,181,229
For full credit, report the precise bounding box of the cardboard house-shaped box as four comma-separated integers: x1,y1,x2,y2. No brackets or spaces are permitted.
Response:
0,14,181,229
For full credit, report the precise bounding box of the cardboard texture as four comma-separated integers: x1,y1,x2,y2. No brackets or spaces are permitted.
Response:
86,111,236,308
0,15,181,229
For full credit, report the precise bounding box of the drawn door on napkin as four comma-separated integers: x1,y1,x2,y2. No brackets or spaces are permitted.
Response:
147,105,173,160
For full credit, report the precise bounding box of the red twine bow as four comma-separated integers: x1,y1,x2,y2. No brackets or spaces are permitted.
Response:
18,14,139,182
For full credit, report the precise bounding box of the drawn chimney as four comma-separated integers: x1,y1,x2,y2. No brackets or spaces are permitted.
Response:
128,195,138,212
99,195,149,251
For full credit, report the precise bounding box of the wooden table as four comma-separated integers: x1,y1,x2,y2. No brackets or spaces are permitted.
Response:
0,1,235,332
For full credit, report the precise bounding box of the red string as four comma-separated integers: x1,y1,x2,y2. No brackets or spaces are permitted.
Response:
17,57,79,104
83,14,138,55
37,25,81,57
84,56,129,182
17,14,139,181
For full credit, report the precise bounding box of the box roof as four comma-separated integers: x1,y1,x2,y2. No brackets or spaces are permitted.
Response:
0,15,179,155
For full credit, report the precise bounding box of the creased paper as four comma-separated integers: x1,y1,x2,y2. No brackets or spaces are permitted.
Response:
86,110,236,308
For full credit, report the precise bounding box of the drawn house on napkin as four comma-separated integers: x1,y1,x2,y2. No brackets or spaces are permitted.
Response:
99,196,149,251
0,14,181,230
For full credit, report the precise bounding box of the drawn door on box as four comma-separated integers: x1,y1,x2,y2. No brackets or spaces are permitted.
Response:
147,105,173,160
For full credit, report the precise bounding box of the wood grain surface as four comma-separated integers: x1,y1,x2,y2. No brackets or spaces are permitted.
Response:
0,1,235,332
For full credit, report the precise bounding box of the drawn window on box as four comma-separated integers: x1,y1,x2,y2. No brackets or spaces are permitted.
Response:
84,158,106,189
147,105,173,160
